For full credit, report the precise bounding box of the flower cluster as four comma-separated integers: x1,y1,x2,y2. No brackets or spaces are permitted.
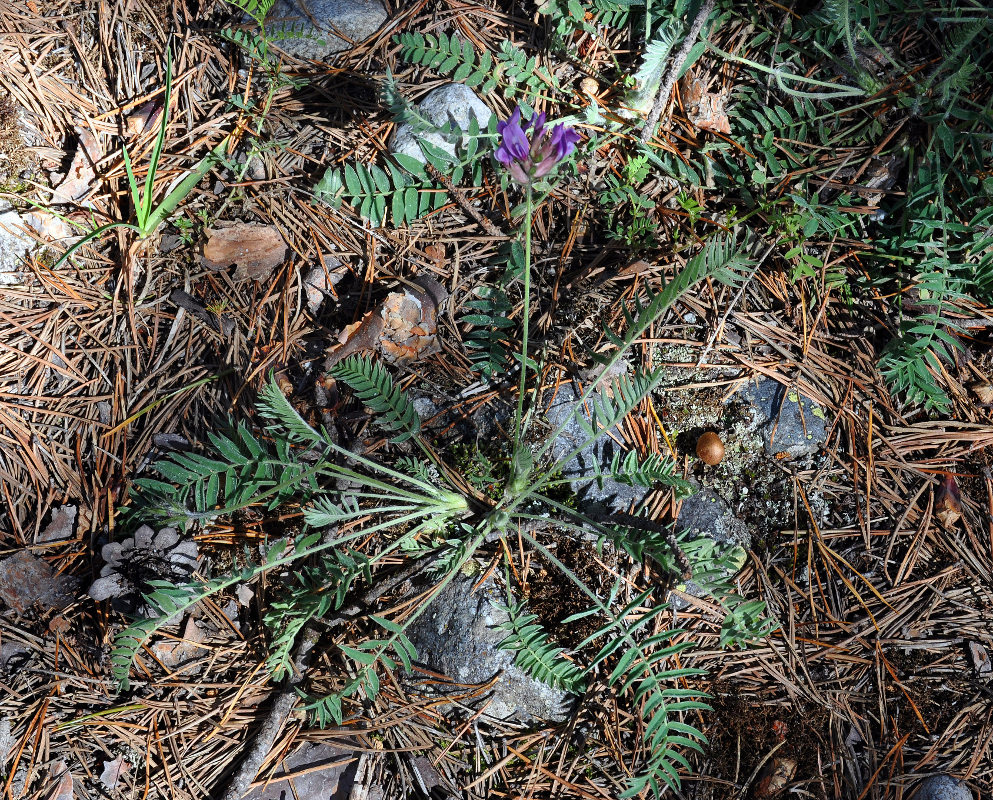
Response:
494,107,580,185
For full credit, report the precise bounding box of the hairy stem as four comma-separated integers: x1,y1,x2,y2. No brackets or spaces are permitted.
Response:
511,188,535,474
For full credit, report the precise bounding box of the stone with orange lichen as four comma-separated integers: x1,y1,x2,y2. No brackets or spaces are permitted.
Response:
0,550,76,614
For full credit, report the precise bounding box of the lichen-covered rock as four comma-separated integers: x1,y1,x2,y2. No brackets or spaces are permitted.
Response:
389,83,492,164
676,488,750,553
0,98,42,212
673,488,750,605
265,0,387,59
406,574,572,722
914,775,974,800
741,378,828,460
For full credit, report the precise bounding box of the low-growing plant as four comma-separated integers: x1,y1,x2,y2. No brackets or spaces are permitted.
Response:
44,49,228,269
112,117,771,795
107,13,785,798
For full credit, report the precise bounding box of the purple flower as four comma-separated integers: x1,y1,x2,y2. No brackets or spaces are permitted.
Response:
494,106,580,185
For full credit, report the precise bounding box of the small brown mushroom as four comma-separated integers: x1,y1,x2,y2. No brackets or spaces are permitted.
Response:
696,432,725,465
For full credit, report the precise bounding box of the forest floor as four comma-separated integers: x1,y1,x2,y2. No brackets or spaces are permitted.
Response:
0,0,992,799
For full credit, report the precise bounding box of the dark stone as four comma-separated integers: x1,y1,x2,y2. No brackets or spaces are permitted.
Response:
741,378,828,460
544,383,649,514
264,0,387,59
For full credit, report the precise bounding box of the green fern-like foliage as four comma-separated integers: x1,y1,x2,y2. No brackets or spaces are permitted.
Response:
380,74,492,187
113,375,470,694
313,82,491,227
131,421,322,526
394,32,560,116
265,547,371,679
536,237,752,474
607,236,749,355
314,153,446,228
539,0,643,39
623,17,683,117
495,598,586,692
495,40,562,115
732,95,823,178
576,369,666,442
462,284,515,377
525,535,717,796
591,0,642,27
304,612,421,727
461,239,525,377
218,1,317,88
380,73,460,144
221,0,275,26
603,450,693,493
331,354,421,443
970,206,993,301
879,306,963,414
218,26,274,64
393,31,497,92
591,620,708,796
874,153,979,413
112,532,324,690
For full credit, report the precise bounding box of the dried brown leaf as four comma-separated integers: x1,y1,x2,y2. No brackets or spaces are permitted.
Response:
99,756,129,790
202,222,287,281
44,761,73,800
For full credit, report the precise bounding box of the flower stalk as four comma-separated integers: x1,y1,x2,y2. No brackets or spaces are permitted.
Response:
492,106,579,492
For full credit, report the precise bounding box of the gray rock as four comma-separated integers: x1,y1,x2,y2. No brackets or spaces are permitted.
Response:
303,259,345,315
406,574,572,722
741,378,827,459
673,489,750,605
676,489,750,552
265,0,387,59
0,105,43,212
544,383,648,514
412,396,439,422
0,210,33,285
914,775,973,800
389,83,492,164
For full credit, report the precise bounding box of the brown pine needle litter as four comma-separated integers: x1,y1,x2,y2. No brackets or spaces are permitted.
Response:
0,0,991,799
